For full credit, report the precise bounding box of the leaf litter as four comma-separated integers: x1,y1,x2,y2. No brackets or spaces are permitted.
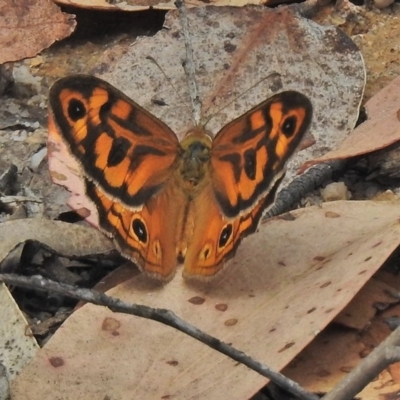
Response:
0,218,119,386
2,1,400,399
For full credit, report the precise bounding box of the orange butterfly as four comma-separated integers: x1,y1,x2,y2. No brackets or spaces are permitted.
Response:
48,75,312,280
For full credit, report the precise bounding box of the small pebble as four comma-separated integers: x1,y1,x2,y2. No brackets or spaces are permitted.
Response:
320,182,350,202
11,130,27,142
301,194,322,208
373,190,399,202
30,147,47,171
29,56,44,68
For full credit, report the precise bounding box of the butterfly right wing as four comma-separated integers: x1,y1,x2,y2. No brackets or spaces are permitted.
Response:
183,91,312,279
210,91,312,218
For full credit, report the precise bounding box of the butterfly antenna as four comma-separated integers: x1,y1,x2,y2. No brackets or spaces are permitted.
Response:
203,73,281,128
145,55,179,95
147,55,199,124
175,0,202,126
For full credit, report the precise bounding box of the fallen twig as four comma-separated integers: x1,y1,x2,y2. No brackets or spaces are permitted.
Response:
266,160,346,218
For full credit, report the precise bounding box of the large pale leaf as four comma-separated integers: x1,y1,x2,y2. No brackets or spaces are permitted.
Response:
95,5,365,181
11,200,400,399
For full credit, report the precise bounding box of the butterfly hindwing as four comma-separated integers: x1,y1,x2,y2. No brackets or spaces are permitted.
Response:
183,183,269,278
85,177,184,280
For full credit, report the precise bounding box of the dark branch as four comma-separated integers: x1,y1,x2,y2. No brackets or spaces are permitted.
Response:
266,160,346,218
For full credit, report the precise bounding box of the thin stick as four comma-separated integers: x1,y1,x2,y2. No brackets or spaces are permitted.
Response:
0,273,318,400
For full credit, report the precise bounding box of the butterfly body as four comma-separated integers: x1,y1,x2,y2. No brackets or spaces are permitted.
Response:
48,75,312,281
178,129,212,192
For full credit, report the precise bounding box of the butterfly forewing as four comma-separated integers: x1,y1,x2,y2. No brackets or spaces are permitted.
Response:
49,75,180,209
210,91,312,218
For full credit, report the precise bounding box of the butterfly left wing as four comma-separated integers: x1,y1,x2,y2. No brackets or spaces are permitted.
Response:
210,91,312,218
48,75,185,279
49,75,180,209
184,91,312,278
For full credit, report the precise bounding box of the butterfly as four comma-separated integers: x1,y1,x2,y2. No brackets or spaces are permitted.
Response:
48,74,312,281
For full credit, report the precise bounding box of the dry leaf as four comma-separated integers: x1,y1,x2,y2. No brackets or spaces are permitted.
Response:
302,74,400,170
0,219,114,261
94,5,365,183
0,284,38,381
284,325,400,399
0,0,76,64
11,200,400,399
54,0,269,12
334,278,399,331
284,327,364,395
285,275,400,398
